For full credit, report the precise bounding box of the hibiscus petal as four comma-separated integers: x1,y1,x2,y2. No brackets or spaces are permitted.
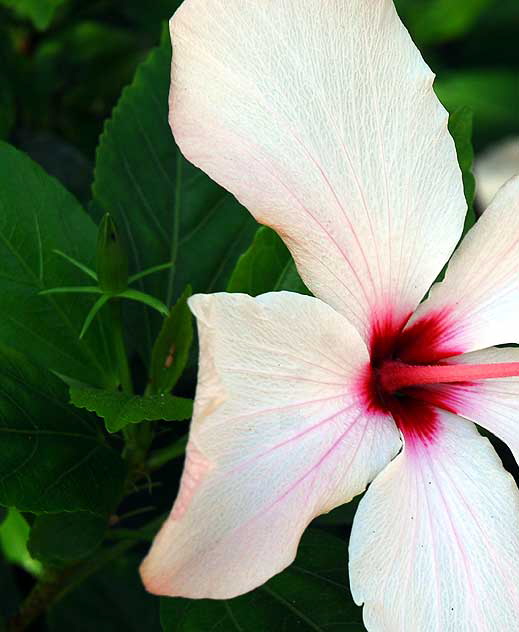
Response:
141,292,400,598
169,0,466,341
421,347,519,466
404,176,519,355
349,409,519,631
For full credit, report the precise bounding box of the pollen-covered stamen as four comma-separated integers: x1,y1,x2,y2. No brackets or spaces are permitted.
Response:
379,360,519,394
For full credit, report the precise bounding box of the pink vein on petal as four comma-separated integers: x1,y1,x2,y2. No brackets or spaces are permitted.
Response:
240,412,365,527
226,399,358,476
421,447,485,632
221,366,347,387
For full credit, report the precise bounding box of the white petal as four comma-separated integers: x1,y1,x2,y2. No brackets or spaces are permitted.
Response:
406,176,519,354
350,409,519,631
169,0,465,342
141,292,400,598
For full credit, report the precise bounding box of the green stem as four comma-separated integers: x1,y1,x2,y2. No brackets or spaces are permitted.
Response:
6,548,124,631
147,434,188,471
7,567,77,632
108,299,147,469
109,299,132,394
6,514,165,632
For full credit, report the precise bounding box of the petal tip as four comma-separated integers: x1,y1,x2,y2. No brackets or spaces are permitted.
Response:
139,553,172,597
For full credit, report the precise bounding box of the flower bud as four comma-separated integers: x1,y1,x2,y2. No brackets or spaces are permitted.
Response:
96,213,128,294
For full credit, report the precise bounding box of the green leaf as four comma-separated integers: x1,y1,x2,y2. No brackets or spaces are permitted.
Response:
397,0,493,45
314,495,362,527
0,142,118,388
70,387,193,434
122,0,183,34
28,512,106,562
48,554,161,632
0,346,126,514
0,0,67,30
448,107,476,236
160,529,364,631
0,509,42,577
93,34,257,360
436,70,519,148
227,227,309,296
149,287,193,395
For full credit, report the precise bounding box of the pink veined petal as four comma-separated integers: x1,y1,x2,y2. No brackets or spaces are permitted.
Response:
422,346,519,467
169,0,466,342
140,292,400,599
405,176,519,354
349,409,519,632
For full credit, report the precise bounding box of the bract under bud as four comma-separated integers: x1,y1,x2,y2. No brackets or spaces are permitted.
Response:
96,213,128,294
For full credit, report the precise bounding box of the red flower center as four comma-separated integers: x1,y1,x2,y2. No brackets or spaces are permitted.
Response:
359,309,519,447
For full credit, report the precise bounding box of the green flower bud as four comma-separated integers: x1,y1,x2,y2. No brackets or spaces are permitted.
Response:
96,213,128,294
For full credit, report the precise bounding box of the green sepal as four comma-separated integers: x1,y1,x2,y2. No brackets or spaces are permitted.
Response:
39,286,102,296
117,289,169,317
53,249,98,281
79,295,110,339
128,261,174,284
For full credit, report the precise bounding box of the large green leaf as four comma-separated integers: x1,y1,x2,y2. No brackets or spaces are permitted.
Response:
93,34,257,359
48,554,161,632
227,227,309,296
314,496,362,527
0,346,126,515
0,142,117,388
436,70,519,148
0,0,67,29
397,0,493,45
160,529,364,631
70,387,193,434
0,509,42,577
28,512,106,562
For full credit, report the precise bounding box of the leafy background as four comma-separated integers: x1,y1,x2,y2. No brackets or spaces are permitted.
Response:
0,0,517,630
